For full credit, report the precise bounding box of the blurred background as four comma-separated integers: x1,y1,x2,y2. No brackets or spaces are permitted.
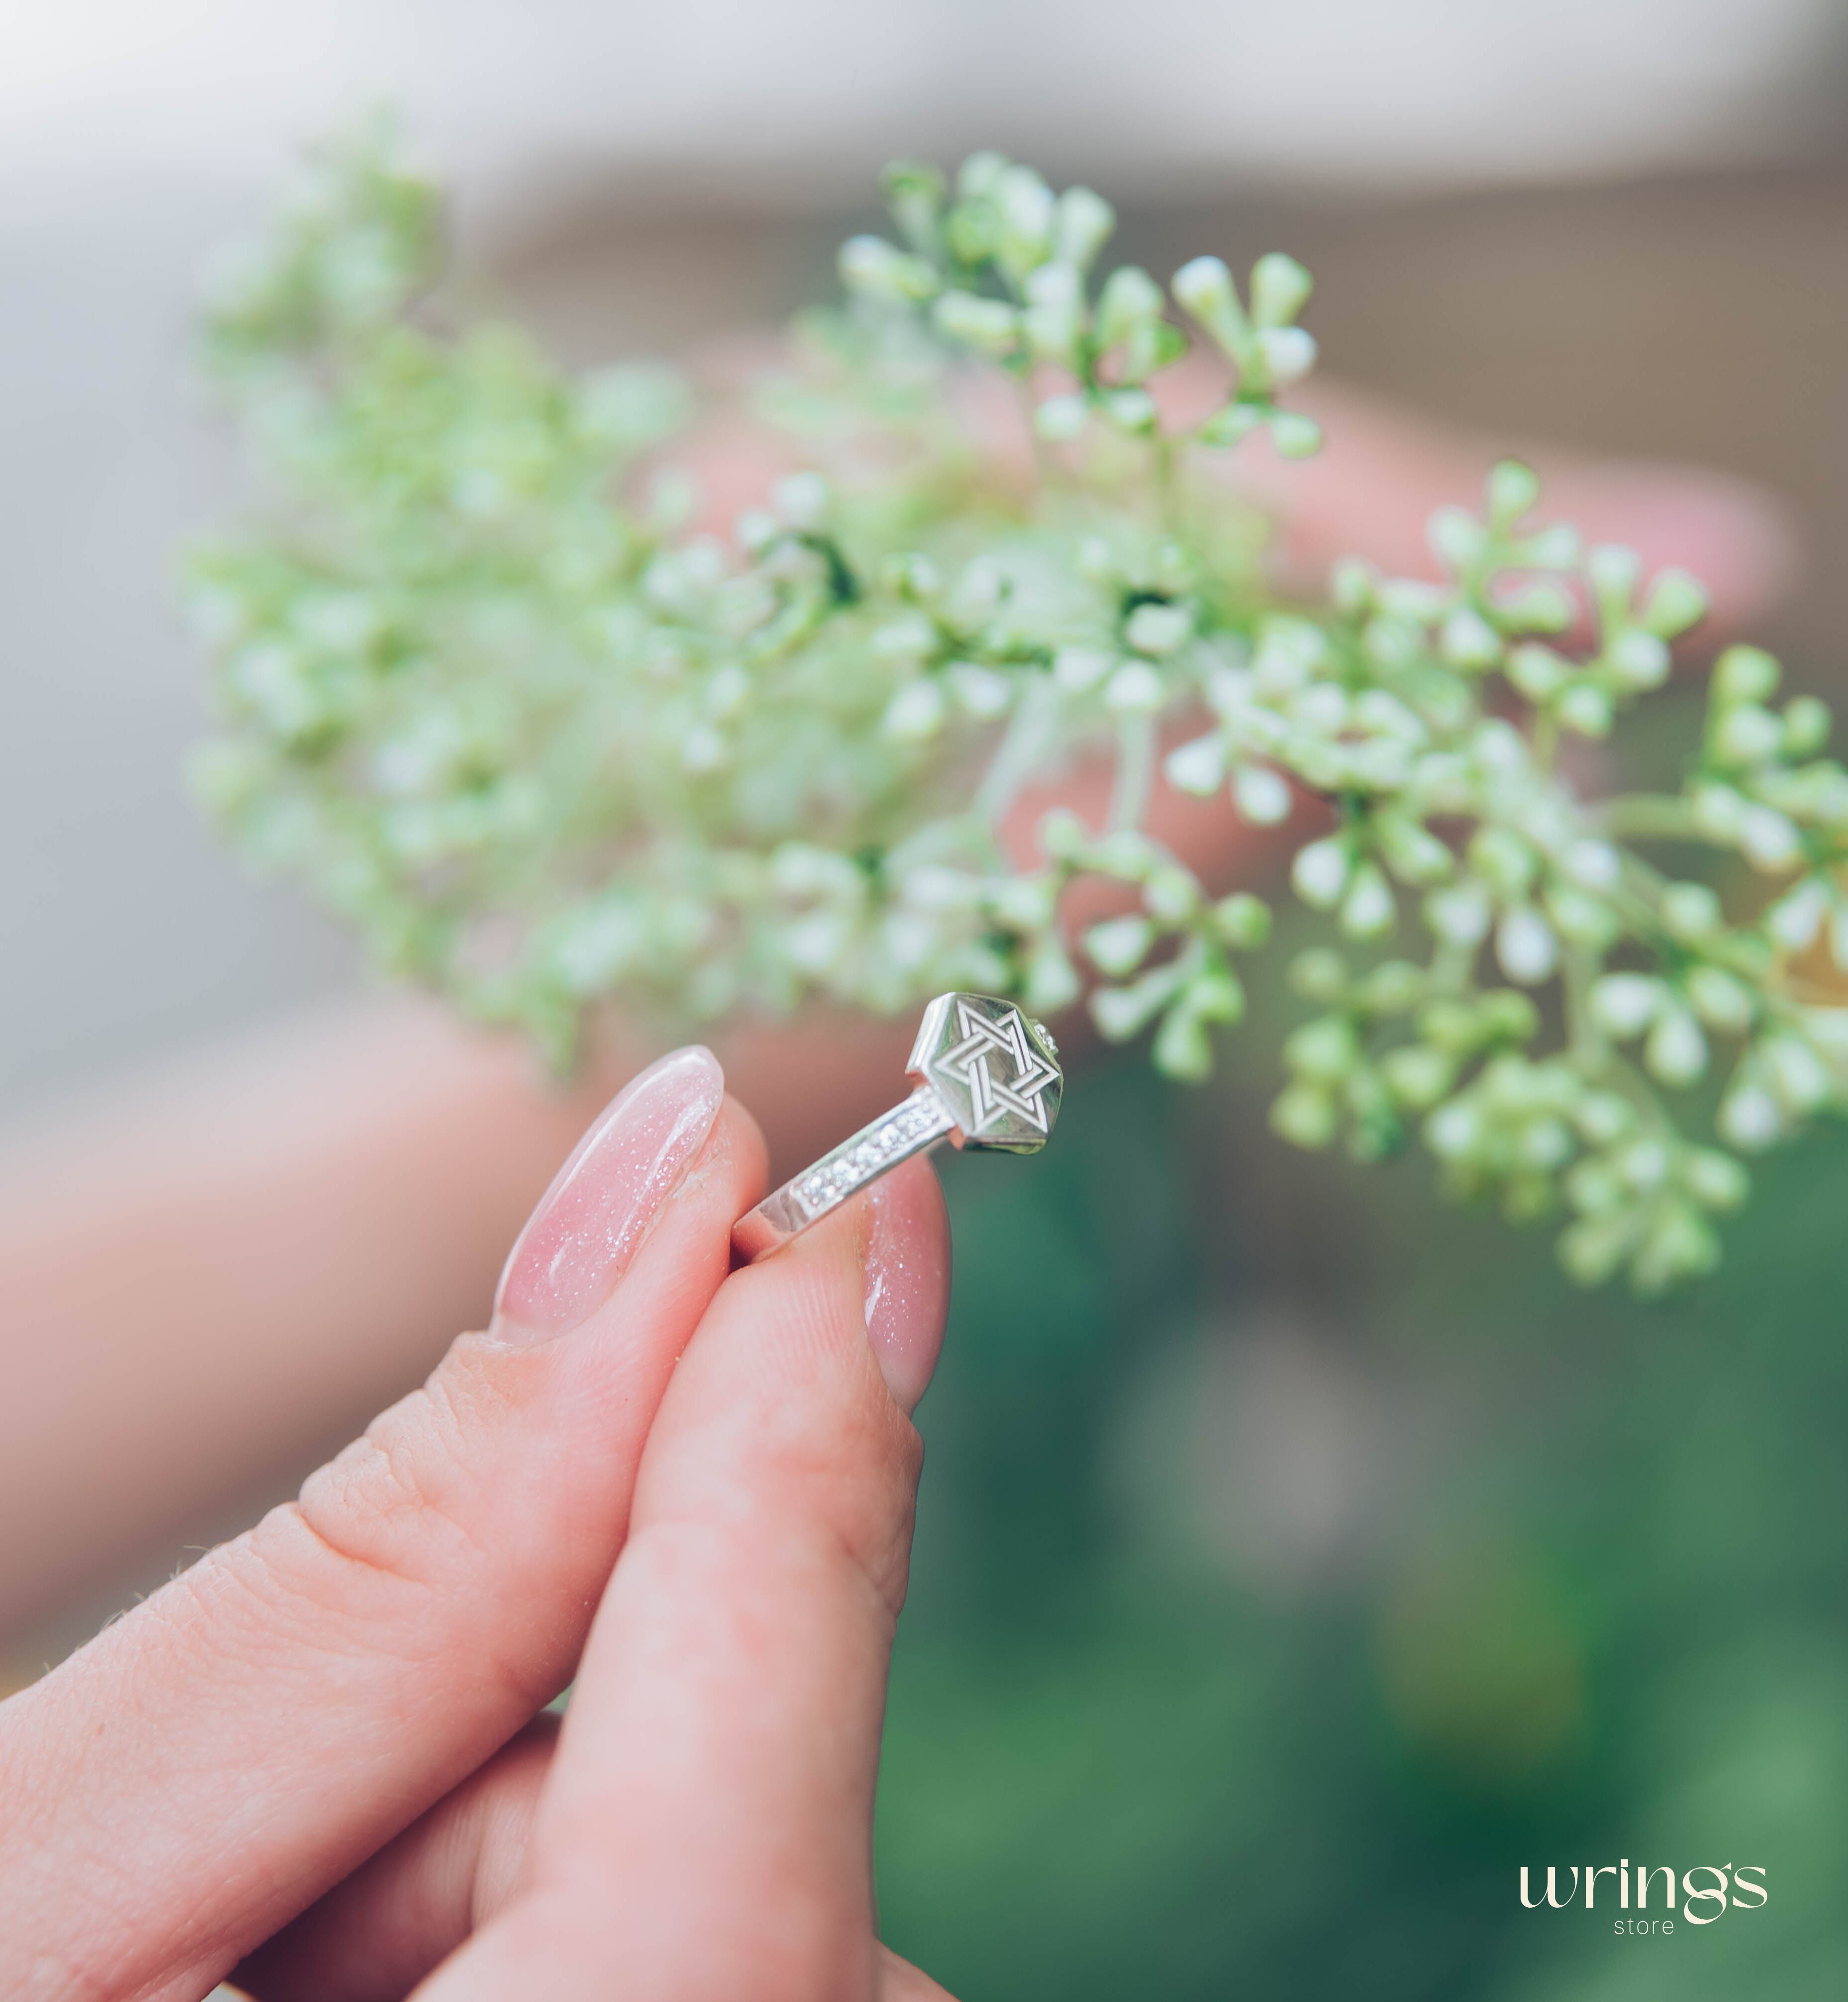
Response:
4,2,1848,1993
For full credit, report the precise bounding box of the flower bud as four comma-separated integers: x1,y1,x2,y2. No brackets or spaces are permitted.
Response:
1766,876,1827,951
771,471,830,528
1469,825,1537,898
1272,1082,1338,1149
1428,505,1486,569
882,678,946,740
1164,733,1226,796
1055,185,1115,270
1739,804,1801,871
1424,882,1492,946
1125,602,1193,656
1718,1082,1782,1150
1024,939,1082,1014
1095,265,1163,348
1249,251,1313,328
1713,645,1781,705
1608,630,1670,690
1641,568,1708,639
1285,1014,1359,1083
1053,645,1115,693
1507,645,1568,702
1085,914,1154,976
1766,1033,1831,1112
1684,1148,1748,1211
1255,326,1317,384
1441,607,1502,669
1497,907,1558,985
1782,694,1831,757
1558,682,1615,738
932,289,1020,357
1214,892,1271,948
1661,881,1721,939
1233,763,1293,825
1340,861,1395,939
1103,660,1165,712
949,663,1013,718
1645,1007,1708,1087
1172,255,1242,342
1292,835,1352,909
1104,387,1158,434
1589,973,1663,1038
1486,459,1540,531
1713,702,1784,766
1685,964,1754,1033
1153,1006,1215,1082
839,235,937,304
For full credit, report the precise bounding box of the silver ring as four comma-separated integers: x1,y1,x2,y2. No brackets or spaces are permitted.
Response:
731,991,1065,1263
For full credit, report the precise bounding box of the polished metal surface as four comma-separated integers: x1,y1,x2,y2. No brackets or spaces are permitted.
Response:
731,992,1063,1263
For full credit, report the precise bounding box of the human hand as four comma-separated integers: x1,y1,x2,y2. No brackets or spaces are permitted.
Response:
0,1046,957,1999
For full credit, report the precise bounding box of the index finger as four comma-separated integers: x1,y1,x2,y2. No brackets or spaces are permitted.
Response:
418,1154,952,1998
0,1049,764,2002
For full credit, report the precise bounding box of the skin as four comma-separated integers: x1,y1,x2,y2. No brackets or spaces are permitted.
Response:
0,1058,960,1997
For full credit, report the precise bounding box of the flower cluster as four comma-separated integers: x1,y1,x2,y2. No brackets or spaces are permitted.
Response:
190,130,1848,1289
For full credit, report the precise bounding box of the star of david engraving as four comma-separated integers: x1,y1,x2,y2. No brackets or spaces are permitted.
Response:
937,1000,1058,1136
733,988,1065,1260
907,991,1063,1153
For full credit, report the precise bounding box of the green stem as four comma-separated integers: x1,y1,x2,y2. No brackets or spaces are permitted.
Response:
975,675,1062,831
1530,709,1559,773
1597,794,1702,840
1108,712,1156,833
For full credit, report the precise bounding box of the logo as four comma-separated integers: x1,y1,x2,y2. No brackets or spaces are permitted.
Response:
1519,1861,1768,1935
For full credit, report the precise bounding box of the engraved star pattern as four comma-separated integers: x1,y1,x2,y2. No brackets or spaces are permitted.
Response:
936,1000,1059,1136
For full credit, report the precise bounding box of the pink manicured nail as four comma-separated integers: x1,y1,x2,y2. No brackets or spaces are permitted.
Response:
861,1160,951,1412
494,1046,725,1342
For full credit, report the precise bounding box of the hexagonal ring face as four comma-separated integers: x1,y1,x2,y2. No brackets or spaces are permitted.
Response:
906,992,1063,1153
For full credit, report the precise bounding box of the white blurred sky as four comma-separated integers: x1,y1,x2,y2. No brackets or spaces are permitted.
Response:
1,0,1840,234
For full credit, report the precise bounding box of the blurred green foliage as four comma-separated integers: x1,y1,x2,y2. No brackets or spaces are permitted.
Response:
876,1045,1848,1996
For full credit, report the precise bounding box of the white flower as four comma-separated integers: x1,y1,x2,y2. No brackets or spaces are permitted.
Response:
1292,837,1352,910
1645,1009,1708,1087
1124,602,1193,657
1103,661,1166,712
1164,734,1227,797
1766,878,1828,952
1424,883,1493,947
882,679,946,740
1340,863,1395,939
1233,764,1292,825
1497,908,1558,985
1718,1084,1782,1150
1053,645,1115,693
1589,974,1663,1039
1739,804,1801,871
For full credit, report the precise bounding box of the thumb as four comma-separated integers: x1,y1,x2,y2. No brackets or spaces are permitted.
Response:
0,1047,765,2002
414,1155,953,1998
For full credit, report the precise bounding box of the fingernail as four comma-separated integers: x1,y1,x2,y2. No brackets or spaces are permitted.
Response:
862,1161,951,1413
494,1046,725,1342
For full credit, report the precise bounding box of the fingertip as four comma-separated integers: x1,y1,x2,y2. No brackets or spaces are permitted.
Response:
712,1090,771,1218
861,1156,951,1414
1580,465,1801,631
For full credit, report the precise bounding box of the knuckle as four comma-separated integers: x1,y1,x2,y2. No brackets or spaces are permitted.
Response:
293,1370,487,1589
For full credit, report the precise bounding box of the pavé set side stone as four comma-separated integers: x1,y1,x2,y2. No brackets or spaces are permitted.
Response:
731,992,1064,1263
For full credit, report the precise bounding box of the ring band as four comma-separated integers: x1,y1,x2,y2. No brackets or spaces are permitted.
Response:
731,991,1064,1263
